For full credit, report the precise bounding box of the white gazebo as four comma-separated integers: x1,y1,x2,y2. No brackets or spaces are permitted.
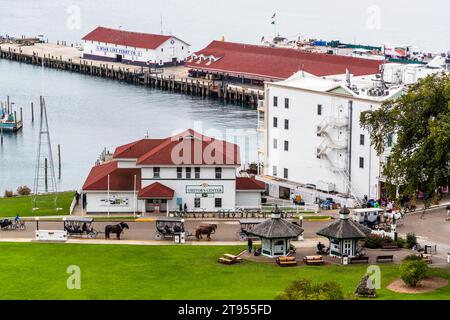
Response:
249,206,304,258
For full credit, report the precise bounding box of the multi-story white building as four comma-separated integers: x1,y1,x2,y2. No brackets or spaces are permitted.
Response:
82,129,265,214
258,71,407,206
82,26,190,67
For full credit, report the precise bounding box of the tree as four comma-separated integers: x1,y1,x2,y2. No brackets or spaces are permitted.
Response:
399,255,428,287
360,73,450,203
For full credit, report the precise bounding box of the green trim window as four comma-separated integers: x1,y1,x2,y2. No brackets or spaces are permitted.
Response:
186,167,191,179
215,198,222,208
153,167,160,178
215,167,222,179
195,167,201,179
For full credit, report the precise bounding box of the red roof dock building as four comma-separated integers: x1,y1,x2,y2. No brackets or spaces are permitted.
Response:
186,40,383,86
82,129,265,214
82,26,191,67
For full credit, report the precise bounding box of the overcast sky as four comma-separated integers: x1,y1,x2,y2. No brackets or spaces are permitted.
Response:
1,0,449,52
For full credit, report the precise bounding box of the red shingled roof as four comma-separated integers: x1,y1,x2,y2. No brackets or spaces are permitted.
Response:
82,26,172,50
138,182,174,199
186,41,383,80
113,138,166,159
135,129,240,166
82,161,140,191
236,177,266,191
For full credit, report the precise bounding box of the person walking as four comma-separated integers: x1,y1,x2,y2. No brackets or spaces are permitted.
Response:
75,191,80,206
247,238,253,253
82,193,87,209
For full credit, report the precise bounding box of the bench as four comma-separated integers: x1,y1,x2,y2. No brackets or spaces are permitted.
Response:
382,243,399,250
350,256,369,264
218,257,234,265
303,255,325,265
420,253,433,264
376,255,394,263
276,256,297,267
218,253,242,265
223,253,243,263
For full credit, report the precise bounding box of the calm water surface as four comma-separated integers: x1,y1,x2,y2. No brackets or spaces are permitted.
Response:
0,60,258,191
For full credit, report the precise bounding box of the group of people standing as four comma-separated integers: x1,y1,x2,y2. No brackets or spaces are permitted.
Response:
363,195,399,212
75,191,87,209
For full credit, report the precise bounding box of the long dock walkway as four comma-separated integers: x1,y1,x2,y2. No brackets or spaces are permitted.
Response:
0,42,264,107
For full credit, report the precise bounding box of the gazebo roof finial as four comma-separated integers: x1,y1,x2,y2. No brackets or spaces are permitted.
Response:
272,204,282,219
339,206,350,220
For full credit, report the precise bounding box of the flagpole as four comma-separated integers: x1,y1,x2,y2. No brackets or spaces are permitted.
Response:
271,13,277,39
107,174,110,217
274,17,277,38
133,174,137,218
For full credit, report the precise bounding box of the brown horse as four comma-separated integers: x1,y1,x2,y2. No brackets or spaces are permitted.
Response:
195,224,217,240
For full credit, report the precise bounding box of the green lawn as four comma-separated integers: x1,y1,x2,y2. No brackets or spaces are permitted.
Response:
0,243,448,300
0,191,75,217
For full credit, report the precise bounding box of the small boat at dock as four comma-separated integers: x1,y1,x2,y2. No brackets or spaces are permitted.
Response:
0,109,23,131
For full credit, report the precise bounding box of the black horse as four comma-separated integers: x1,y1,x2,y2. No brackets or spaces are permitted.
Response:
105,222,129,240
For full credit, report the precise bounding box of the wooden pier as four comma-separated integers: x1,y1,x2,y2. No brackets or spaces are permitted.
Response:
0,42,264,108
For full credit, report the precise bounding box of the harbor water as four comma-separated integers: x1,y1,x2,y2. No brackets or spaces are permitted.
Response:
0,59,258,192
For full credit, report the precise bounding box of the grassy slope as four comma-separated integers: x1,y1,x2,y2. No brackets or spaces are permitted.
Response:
0,191,75,217
0,243,448,300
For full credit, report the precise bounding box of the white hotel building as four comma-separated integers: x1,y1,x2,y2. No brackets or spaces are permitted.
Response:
82,129,265,214
82,26,190,67
258,71,406,207
257,60,446,206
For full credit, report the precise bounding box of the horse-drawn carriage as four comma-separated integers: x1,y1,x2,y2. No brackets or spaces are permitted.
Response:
237,219,264,241
0,218,26,231
154,217,189,240
63,216,98,238
154,217,217,241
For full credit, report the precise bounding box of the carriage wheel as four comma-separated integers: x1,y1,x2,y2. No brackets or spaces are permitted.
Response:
154,232,163,240
89,230,98,239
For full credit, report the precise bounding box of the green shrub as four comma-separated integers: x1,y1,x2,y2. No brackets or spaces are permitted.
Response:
406,233,417,249
4,190,14,197
275,278,344,300
395,236,406,248
403,254,422,261
17,185,31,196
363,234,387,249
399,257,428,287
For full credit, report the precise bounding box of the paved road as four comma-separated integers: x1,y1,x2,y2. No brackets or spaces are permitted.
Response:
397,207,450,260
0,220,330,242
